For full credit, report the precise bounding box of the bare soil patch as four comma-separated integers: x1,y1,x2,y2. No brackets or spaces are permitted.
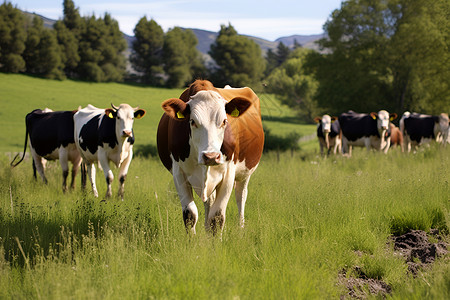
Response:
339,229,448,299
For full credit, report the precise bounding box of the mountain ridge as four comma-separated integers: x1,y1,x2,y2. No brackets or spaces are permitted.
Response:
22,10,324,55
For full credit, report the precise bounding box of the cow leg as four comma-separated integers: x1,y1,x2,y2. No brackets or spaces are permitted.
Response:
70,155,82,190
364,138,371,152
98,150,113,199
59,148,69,193
203,191,216,228
117,151,133,200
206,166,235,234
383,137,391,154
31,149,47,184
172,163,197,234
319,141,324,156
32,160,37,180
235,175,251,228
86,162,99,198
341,137,349,156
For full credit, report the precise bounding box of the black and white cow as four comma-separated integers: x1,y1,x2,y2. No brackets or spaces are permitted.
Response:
338,110,397,155
313,114,341,156
74,104,146,200
400,112,449,152
11,108,82,192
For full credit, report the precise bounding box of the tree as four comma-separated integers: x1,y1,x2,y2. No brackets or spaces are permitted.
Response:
77,13,127,82
265,41,291,76
54,0,83,77
62,0,84,35
209,24,265,88
309,0,449,115
54,20,79,76
131,17,164,85
24,16,65,79
266,48,319,121
163,27,204,88
0,2,26,73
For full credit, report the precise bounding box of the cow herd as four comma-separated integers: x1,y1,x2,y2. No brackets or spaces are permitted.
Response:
9,80,448,233
314,110,449,156
10,80,264,234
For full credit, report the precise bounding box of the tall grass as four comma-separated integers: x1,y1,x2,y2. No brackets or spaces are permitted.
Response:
1,144,448,299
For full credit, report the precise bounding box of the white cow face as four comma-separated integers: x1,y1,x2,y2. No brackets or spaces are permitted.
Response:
321,115,332,133
188,91,229,165
371,110,397,132
105,103,146,139
162,90,252,166
314,114,337,134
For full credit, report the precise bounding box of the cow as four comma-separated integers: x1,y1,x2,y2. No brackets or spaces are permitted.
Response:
10,108,82,192
157,80,264,234
73,103,146,200
338,110,397,156
400,112,449,152
313,114,341,156
389,123,404,152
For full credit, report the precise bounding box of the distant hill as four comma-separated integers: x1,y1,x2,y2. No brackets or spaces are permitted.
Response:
21,10,324,58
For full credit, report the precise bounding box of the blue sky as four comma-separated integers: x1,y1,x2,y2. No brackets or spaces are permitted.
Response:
10,0,343,41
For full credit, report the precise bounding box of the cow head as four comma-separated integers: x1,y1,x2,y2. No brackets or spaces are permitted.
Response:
314,114,337,134
104,103,146,140
162,90,251,166
371,110,397,132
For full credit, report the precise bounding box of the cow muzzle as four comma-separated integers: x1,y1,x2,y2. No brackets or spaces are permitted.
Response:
202,152,222,166
122,130,132,137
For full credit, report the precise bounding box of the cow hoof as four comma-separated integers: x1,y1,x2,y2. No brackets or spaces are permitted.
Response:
208,211,224,235
183,209,196,231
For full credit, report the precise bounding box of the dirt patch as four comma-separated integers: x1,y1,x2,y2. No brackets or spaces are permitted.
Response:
339,229,448,299
338,267,391,299
393,229,447,275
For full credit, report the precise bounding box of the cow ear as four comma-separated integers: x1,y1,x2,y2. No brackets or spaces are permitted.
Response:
390,113,397,121
370,112,377,120
162,98,190,121
225,97,252,118
105,108,116,119
134,109,146,119
313,117,321,123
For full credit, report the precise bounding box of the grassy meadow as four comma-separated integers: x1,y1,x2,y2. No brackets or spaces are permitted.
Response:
0,74,449,299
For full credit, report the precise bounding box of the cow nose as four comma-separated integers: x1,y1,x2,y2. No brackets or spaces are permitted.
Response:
122,130,132,137
202,152,222,166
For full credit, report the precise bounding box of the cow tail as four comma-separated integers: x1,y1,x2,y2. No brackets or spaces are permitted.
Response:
10,124,29,168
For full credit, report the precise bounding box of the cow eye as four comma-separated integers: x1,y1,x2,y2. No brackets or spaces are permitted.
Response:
221,119,228,127
190,119,197,128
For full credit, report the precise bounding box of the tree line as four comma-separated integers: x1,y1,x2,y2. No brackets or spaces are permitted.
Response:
1,0,448,120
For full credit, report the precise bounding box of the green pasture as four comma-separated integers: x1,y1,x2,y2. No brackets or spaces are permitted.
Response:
0,74,449,299
0,73,316,155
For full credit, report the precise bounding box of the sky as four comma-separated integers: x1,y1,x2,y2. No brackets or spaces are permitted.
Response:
10,0,343,41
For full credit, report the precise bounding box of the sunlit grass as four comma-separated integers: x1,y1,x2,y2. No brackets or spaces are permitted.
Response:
1,145,449,298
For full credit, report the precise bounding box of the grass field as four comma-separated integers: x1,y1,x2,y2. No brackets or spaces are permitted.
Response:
0,73,317,155
0,74,449,299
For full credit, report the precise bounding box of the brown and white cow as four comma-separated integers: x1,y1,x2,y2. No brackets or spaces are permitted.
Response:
74,104,146,200
313,114,341,156
157,80,264,234
11,108,82,192
389,123,404,152
401,112,449,152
